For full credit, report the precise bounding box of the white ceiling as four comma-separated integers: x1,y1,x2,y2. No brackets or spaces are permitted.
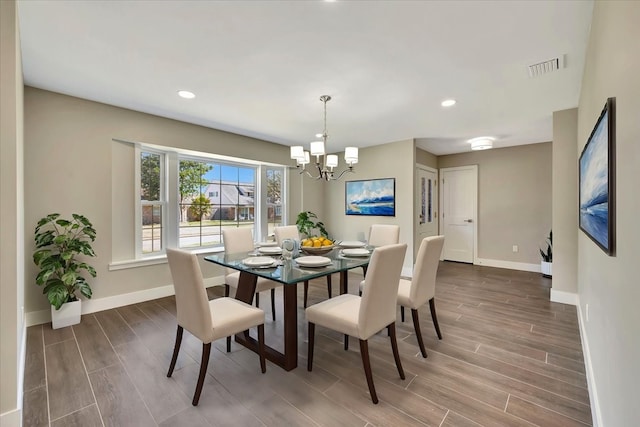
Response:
17,0,594,156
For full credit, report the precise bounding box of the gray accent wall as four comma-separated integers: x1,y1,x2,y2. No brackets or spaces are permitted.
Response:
577,2,640,425
552,109,578,296
24,87,297,315
438,143,552,265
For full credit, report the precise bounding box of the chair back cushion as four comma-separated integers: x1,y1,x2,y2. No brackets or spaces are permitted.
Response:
368,224,400,247
274,225,299,245
359,243,407,338
410,236,445,306
166,248,214,343
222,227,254,276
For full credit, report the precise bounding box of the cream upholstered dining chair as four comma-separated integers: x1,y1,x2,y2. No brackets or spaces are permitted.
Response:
306,243,407,404
397,235,445,358
359,223,400,293
274,225,332,308
222,228,281,324
166,248,266,406
367,224,400,247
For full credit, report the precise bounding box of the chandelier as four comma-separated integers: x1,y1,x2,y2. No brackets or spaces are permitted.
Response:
290,95,358,181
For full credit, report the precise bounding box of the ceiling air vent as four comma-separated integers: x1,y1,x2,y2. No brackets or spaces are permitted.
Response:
527,56,564,78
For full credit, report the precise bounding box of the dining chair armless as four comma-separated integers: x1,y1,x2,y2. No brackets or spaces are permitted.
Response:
397,235,445,358
275,225,332,308
359,223,400,292
306,243,407,404
223,227,281,326
166,248,266,406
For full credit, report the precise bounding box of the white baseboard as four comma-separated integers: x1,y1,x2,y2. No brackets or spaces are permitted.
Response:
26,275,227,327
474,257,540,273
550,289,578,306
576,297,602,427
0,408,21,427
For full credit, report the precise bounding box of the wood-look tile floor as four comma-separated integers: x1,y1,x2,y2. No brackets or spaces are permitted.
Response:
23,262,592,426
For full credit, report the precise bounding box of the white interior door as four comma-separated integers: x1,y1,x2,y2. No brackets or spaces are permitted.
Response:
416,165,438,242
440,166,477,263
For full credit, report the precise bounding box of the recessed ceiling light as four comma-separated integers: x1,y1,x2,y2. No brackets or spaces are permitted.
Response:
315,133,323,138
177,90,195,99
441,99,456,107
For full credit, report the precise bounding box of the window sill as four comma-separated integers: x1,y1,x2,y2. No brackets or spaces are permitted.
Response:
108,247,225,271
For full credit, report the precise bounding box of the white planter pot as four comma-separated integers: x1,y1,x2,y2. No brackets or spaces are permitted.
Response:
51,300,82,329
541,261,552,278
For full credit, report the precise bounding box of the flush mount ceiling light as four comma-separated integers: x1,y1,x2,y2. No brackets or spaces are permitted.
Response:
441,99,456,107
290,95,358,181
177,90,195,99
467,136,494,150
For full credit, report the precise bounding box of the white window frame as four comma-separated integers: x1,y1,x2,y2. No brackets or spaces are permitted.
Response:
135,146,168,257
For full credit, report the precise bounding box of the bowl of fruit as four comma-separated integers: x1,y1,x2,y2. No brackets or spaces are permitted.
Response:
300,236,335,255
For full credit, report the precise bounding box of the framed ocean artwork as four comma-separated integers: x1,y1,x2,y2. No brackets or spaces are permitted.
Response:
579,97,616,255
345,178,395,216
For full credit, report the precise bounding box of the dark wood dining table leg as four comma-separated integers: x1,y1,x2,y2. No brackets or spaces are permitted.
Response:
233,271,298,371
340,270,349,295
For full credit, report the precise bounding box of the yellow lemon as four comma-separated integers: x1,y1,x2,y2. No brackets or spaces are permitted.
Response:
313,240,322,247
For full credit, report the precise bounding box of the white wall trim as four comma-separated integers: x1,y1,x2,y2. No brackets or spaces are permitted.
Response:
576,297,602,427
0,408,21,427
26,275,227,327
550,289,578,306
474,257,540,273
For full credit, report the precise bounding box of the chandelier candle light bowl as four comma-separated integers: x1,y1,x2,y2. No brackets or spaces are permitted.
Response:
290,95,358,181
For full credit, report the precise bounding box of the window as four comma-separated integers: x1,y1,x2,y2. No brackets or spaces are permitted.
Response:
179,160,256,248
136,145,285,257
140,151,165,254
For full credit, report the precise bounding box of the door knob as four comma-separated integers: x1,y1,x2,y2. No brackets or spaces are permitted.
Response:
464,219,473,223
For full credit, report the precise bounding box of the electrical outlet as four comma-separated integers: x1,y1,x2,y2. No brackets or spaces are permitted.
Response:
512,245,518,253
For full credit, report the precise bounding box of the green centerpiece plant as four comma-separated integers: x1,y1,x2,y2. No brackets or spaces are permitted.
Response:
295,211,329,238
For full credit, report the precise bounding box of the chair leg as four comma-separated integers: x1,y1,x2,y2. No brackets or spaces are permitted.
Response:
326,274,332,298
192,342,211,406
167,325,183,377
226,336,231,353
400,306,405,322
359,339,378,404
307,322,315,371
388,323,405,380
255,292,260,308
344,334,349,350
429,297,443,339
411,308,428,358
270,288,276,322
257,324,266,373
303,280,309,308
224,284,230,297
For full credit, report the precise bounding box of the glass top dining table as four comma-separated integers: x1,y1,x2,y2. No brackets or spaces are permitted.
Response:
204,248,371,371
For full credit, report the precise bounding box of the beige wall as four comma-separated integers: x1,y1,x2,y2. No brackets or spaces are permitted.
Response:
0,0,25,422
552,109,578,295
325,139,416,272
416,147,438,169
577,2,640,425
24,87,297,314
439,143,552,265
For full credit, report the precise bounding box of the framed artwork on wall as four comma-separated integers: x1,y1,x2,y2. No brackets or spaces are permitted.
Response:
579,97,616,256
345,178,395,216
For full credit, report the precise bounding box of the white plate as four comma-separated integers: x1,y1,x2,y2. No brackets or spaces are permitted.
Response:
338,240,366,248
258,246,282,255
256,241,278,247
243,257,277,267
342,248,370,257
295,256,332,267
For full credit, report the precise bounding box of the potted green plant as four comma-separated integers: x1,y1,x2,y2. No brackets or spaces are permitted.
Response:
295,211,329,238
539,230,552,278
33,213,97,329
